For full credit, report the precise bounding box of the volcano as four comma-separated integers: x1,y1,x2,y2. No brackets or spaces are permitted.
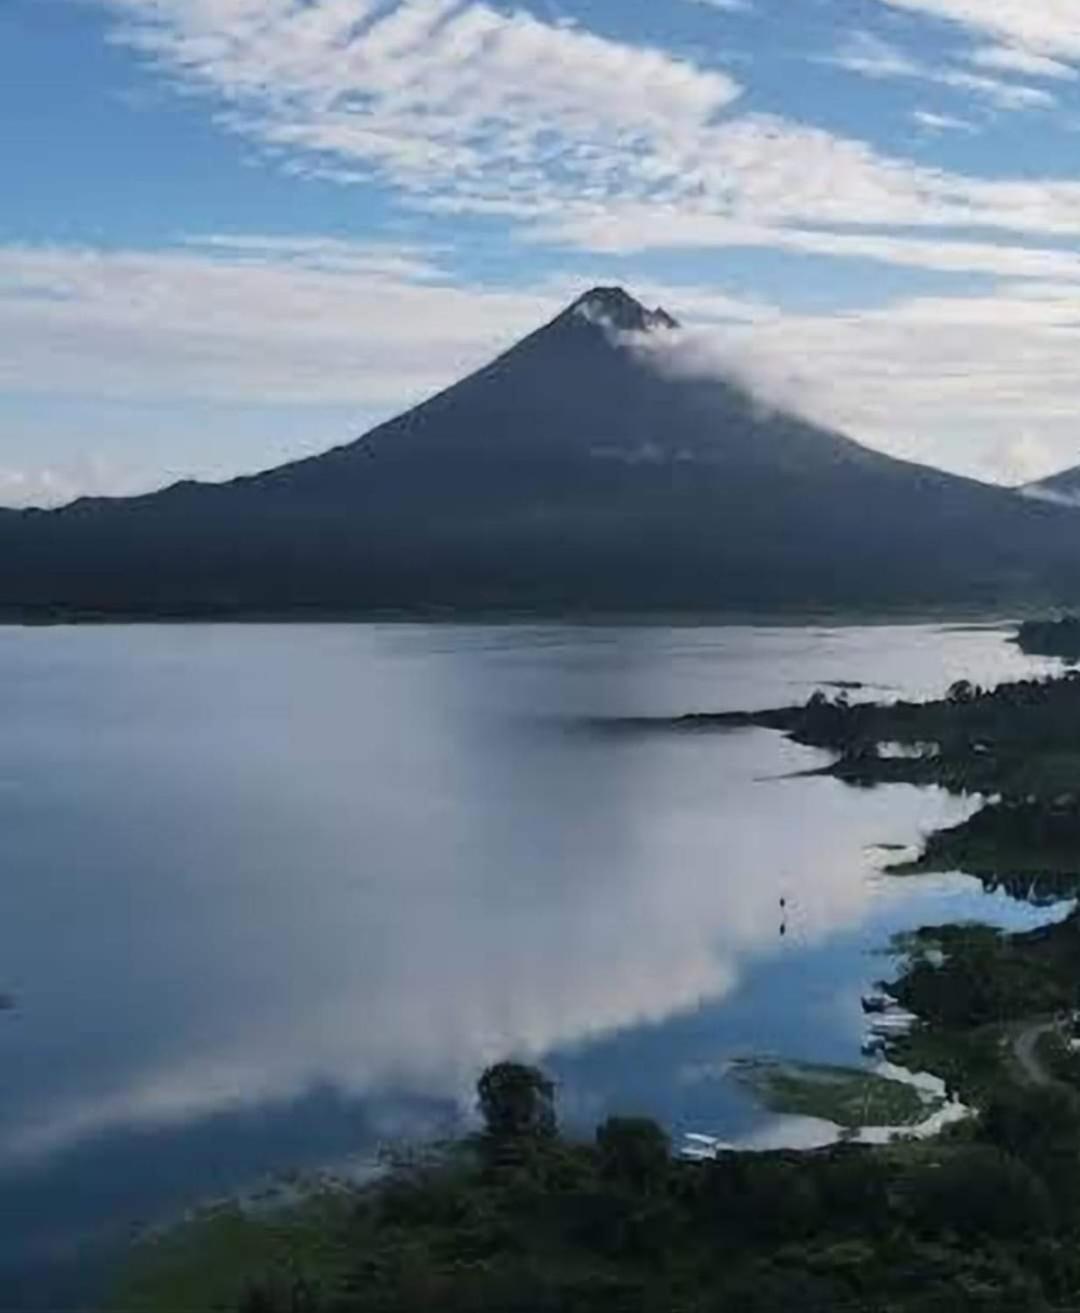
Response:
3,287,1080,617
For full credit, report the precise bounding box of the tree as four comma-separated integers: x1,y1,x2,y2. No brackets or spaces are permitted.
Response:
980,1084,1080,1165
596,1117,670,1190
477,1062,557,1142
908,1147,1053,1240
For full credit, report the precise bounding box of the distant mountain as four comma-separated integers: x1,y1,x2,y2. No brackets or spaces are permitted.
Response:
4,285,1080,617
1021,466,1080,510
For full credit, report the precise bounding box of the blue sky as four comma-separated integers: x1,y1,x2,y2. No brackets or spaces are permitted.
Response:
6,0,1080,503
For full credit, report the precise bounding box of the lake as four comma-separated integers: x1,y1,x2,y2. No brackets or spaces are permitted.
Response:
0,621,1066,1304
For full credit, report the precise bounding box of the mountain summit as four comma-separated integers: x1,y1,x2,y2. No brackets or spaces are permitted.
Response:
566,287,679,334
2,288,1080,616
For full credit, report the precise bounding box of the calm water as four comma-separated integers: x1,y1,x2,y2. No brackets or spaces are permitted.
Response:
0,622,1065,1302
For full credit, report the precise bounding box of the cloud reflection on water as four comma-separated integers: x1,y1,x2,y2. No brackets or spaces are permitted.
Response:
0,623,1019,1175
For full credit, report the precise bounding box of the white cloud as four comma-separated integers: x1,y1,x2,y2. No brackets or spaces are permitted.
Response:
941,69,1054,110
0,236,587,503
912,108,976,134
96,1,1080,262
968,44,1077,81
825,30,924,79
826,30,1056,109
636,279,1080,484
533,208,1080,281
183,233,450,279
991,430,1061,486
0,459,152,508
107,0,742,214
879,0,1080,63
0,238,566,409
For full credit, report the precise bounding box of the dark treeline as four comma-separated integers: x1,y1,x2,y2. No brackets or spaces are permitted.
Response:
892,920,1080,1035
677,669,1080,769
787,674,1080,886
670,671,1080,888
782,672,1080,767
1017,618,1080,661
895,799,1080,897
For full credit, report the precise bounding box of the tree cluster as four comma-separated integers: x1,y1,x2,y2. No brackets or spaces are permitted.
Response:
206,1062,1080,1313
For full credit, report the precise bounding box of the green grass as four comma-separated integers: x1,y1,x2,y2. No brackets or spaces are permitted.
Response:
111,1188,361,1313
732,1059,937,1129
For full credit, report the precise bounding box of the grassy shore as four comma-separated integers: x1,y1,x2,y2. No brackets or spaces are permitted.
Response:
731,1058,937,1130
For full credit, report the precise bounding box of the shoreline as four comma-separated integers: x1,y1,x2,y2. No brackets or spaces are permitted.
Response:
0,608,1026,629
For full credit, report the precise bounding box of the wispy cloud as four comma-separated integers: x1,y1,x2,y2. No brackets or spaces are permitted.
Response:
638,279,1080,484
826,30,1056,110
107,0,741,214
911,108,977,134
182,234,450,279
967,44,1077,81
0,237,566,409
532,207,1080,282
825,30,923,79
0,459,152,509
942,70,1055,110
98,0,1080,267
878,0,1080,65
685,0,753,10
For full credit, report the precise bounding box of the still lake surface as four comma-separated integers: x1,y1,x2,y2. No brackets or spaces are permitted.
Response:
0,622,1067,1301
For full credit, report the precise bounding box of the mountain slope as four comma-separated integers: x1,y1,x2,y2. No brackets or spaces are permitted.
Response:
1021,466,1080,510
3,287,1080,616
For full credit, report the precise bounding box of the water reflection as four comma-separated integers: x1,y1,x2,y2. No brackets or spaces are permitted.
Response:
0,622,1061,1292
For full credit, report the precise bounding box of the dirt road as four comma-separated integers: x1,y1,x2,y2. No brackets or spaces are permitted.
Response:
1011,1021,1061,1088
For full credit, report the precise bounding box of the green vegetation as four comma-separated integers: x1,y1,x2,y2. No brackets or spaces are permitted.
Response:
684,670,1080,796
116,1191,359,1313
890,801,1080,898
732,1058,936,1130
890,920,1080,1031
880,916,1080,1102
114,1060,1080,1313
886,1024,1007,1110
